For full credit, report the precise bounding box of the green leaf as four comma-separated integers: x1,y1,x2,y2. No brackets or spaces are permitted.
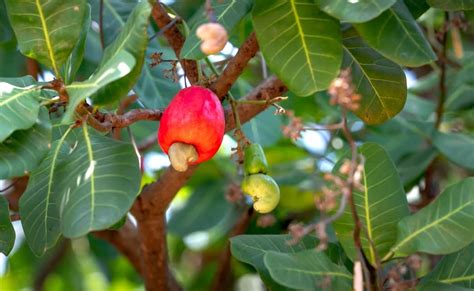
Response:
5,0,87,76
0,77,42,142
241,108,283,147
0,0,14,43
421,243,474,289
90,0,138,46
63,50,136,123
315,0,396,23
342,29,407,124
91,1,151,106
168,183,233,237
404,0,430,18
230,234,318,288
59,124,140,237
134,42,181,109
427,0,474,10
252,0,342,96
354,0,437,67
419,282,472,291
180,0,254,60
61,4,91,84
387,178,474,259
0,195,15,256
20,126,74,256
0,108,52,179
333,142,410,265
432,132,474,171
264,249,353,290
397,147,438,187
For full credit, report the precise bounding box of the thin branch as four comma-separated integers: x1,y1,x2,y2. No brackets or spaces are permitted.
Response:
137,134,158,151
341,110,380,290
151,2,199,84
210,32,259,99
99,0,105,49
435,12,450,129
99,108,163,130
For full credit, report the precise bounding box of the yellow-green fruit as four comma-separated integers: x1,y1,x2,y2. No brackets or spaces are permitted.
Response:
241,174,280,213
244,144,268,175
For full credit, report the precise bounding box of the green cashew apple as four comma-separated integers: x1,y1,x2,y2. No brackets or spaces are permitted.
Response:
241,174,280,213
244,143,268,175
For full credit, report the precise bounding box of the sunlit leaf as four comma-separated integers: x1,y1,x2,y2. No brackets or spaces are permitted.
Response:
315,0,396,23
388,178,474,259
63,50,136,122
231,234,318,289
333,142,410,265
0,76,41,142
342,29,407,124
354,0,436,67
420,243,474,289
61,4,91,84
5,0,87,76
91,1,151,106
20,126,74,256
252,0,342,96
59,124,140,237
264,249,352,290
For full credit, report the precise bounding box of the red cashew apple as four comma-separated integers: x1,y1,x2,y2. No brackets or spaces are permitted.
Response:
158,86,225,172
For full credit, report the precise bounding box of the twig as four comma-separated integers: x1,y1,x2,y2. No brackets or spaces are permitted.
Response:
149,17,181,42
211,207,254,291
137,134,158,151
435,12,450,129
303,122,344,131
205,0,216,23
113,95,138,139
99,0,105,49
420,12,450,210
91,108,163,132
341,110,380,290
151,2,199,84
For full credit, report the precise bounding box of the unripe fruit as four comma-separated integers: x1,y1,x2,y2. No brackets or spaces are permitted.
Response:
241,174,280,213
244,143,268,175
196,23,228,55
158,86,225,172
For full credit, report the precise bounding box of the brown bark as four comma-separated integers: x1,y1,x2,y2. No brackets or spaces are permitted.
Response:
93,220,143,276
150,3,199,84
210,32,260,99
